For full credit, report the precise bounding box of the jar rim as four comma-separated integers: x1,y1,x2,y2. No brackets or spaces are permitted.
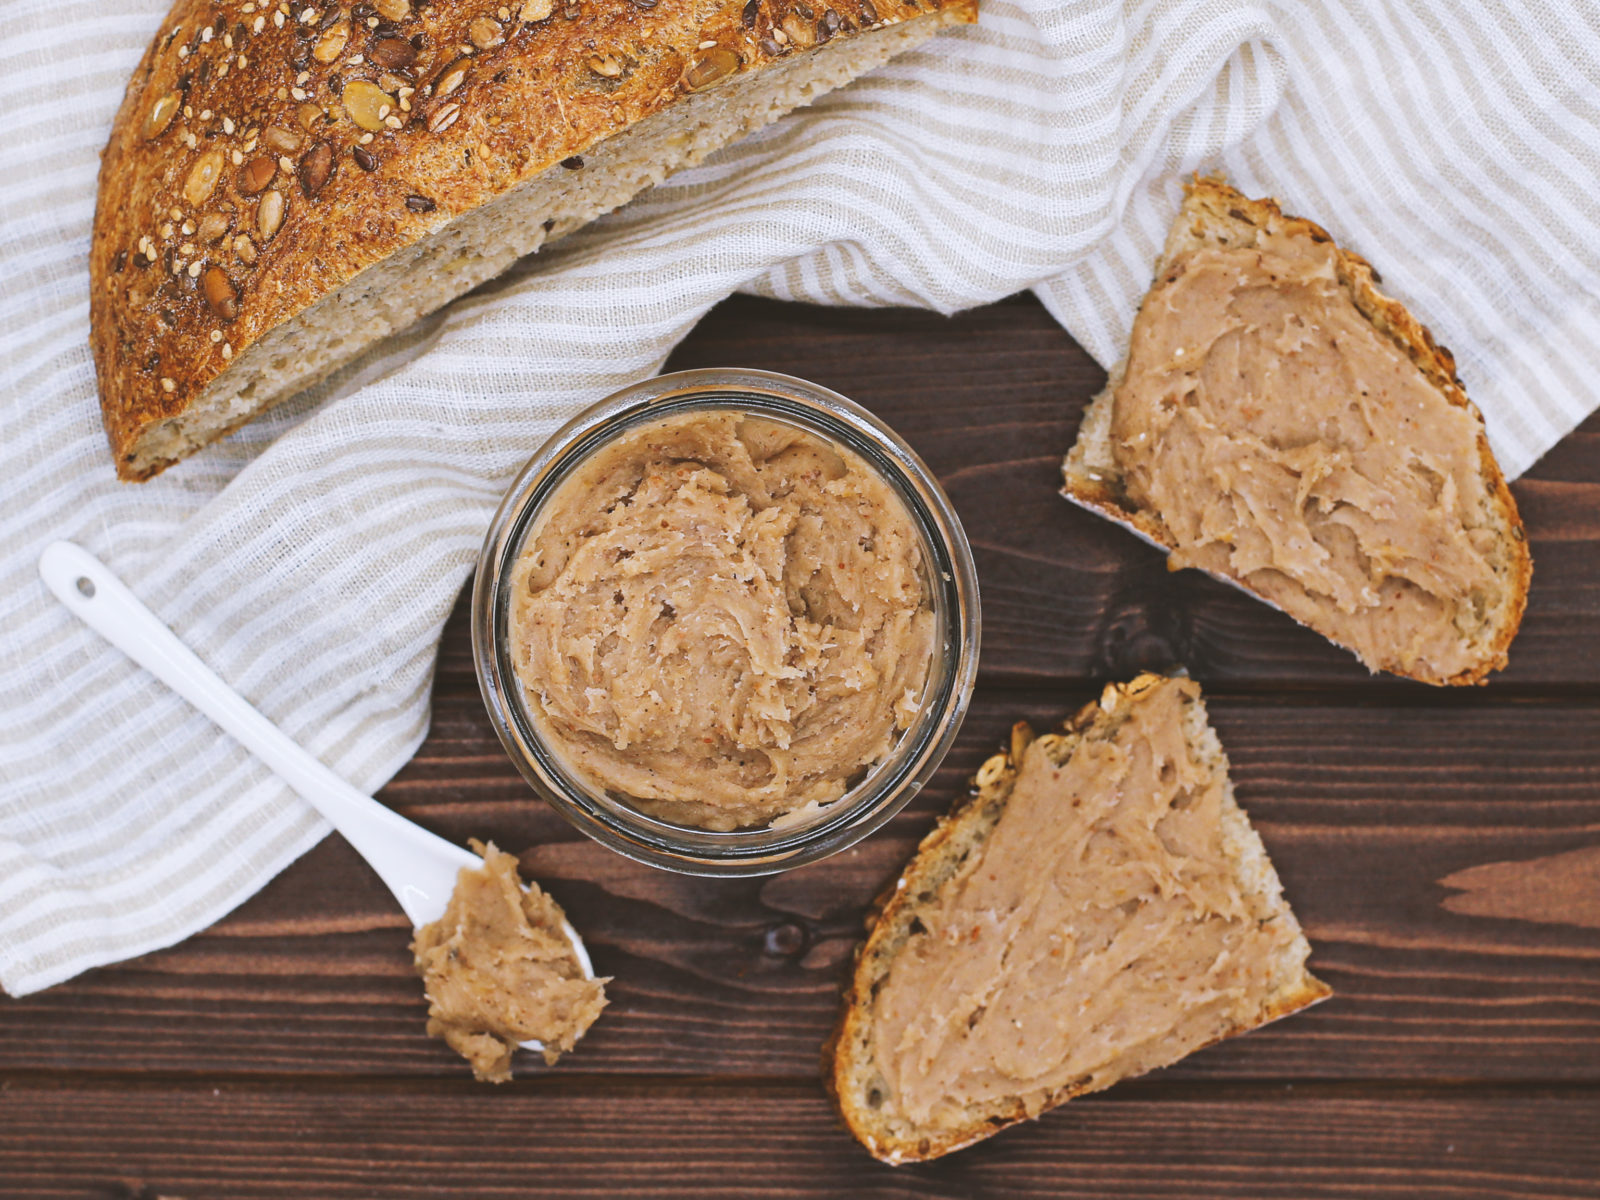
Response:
471,368,980,876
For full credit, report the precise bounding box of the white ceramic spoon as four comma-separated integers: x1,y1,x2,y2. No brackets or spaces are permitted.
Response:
38,540,593,1051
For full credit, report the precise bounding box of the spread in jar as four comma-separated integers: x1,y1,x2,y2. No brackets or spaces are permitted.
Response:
1111,227,1503,680
411,841,607,1082
507,409,936,831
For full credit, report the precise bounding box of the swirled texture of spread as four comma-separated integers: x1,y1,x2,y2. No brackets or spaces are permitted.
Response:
871,678,1306,1126
1112,229,1500,680
508,411,935,831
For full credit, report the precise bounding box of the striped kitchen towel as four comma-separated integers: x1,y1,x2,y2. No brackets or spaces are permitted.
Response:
2,0,1598,994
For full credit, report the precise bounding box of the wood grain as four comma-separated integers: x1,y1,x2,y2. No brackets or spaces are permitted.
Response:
3,1082,1597,1199
1439,846,1600,929
3,690,1596,1082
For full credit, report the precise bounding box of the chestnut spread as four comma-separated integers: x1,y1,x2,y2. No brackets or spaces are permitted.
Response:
508,410,935,831
871,679,1303,1126
1112,229,1499,679
411,842,607,1083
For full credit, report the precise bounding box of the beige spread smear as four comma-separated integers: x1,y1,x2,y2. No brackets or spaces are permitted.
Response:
872,678,1317,1127
1111,228,1501,680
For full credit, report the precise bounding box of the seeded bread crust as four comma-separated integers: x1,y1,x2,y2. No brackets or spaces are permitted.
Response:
91,0,976,480
823,673,1331,1165
1062,177,1531,686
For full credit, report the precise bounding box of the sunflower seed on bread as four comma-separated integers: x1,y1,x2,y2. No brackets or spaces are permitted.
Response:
91,0,977,480
825,673,1328,1164
1062,178,1530,685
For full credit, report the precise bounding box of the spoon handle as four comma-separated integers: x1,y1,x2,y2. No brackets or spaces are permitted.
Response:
38,540,475,928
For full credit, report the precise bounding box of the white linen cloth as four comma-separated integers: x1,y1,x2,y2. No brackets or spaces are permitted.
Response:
2,0,1597,995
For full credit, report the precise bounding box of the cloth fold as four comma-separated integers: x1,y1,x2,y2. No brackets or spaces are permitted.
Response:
3,0,1597,995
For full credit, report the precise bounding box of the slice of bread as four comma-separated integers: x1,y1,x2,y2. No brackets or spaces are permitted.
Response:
91,0,976,480
825,673,1328,1164
1063,178,1530,686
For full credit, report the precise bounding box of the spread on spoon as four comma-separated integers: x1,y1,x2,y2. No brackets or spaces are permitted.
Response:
507,409,937,831
411,841,607,1083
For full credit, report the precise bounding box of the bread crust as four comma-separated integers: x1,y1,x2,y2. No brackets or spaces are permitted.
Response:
91,0,976,480
1062,177,1532,686
823,673,1331,1165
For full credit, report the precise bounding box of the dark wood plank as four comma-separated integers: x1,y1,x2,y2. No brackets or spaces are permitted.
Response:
648,294,1600,690
3,1081,1596,1199
5,689,1597,1081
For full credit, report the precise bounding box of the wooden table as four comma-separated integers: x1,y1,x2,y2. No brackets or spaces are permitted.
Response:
4,294,1599,1198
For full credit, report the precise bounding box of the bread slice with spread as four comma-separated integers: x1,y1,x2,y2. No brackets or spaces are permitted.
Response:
1063,178,1530,685
91,0,976,480
826,673,1328,1164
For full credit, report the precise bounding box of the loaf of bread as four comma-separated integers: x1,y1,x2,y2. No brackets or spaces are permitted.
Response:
826,673,1328,1164
91,0,976,480
1063,179,1530,685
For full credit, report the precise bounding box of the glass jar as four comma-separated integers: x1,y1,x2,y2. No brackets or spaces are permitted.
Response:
472,368,979,876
